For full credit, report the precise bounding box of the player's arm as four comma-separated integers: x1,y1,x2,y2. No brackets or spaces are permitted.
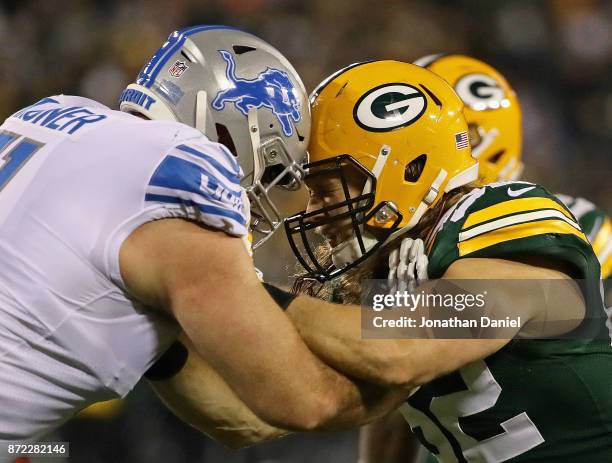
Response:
148,334,288,448
120,218,408,431
592,217,612,278
149,333,409,448
287,257,584,388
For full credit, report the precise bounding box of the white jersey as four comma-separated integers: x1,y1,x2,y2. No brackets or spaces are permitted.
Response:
0,96,249,443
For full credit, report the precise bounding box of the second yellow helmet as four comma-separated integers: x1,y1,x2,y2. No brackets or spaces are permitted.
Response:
415,54,523,184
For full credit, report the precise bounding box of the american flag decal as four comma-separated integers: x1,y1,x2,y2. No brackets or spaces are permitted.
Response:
455,132,469,150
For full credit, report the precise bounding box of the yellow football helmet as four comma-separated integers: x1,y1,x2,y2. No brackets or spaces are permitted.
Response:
285,60,478,280
415,54,523,184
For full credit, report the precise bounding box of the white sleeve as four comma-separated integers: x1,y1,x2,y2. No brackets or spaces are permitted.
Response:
102,135,250,288
144,139,248,236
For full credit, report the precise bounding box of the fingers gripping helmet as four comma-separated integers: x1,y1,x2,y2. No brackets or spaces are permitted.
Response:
285,61,478,281
120,25,310,248
415,54,523,184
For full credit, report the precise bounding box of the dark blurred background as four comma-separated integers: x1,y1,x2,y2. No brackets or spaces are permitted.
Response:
4,0,608,461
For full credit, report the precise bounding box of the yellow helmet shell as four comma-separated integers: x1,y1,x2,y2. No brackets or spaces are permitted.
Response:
309,60,479,231
416,54,523,184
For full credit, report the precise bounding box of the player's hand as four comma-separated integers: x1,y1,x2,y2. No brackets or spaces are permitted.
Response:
387,238,428,293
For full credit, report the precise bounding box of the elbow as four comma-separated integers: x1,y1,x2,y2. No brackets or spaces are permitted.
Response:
299,392,344,431
292,396,340,431
261,391,340,432
338,341,422,389
375,366,418,390
368,355,424,390
361,342,448,389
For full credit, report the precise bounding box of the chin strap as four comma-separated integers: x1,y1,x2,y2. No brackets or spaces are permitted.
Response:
195,90,207,133
383,162,479,245
385,168,449,244
363,145,391,195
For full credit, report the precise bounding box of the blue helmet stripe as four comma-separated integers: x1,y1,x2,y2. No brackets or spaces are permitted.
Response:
142,33,188,87
139,25,244,88
144,193,246,225
137,30,180,87
177,24,242,36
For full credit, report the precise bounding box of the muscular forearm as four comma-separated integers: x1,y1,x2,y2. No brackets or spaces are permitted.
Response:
287,295,510,388
123,219,386,431
287,296,414,387
151,336,409,444
287,258,568,388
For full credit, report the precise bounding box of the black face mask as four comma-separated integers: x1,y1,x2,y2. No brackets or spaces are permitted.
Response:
284,154,402,282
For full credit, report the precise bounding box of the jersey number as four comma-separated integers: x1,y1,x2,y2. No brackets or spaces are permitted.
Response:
0,130,44,191
400,360,544,462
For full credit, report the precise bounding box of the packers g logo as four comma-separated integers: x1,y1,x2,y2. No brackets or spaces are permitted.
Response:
353,83,427,132
455,73,505,111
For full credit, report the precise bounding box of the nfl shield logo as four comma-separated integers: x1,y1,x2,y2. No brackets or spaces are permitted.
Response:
169,60,189,78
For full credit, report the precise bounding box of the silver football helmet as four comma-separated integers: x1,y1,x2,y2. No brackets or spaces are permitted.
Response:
119,25,310,248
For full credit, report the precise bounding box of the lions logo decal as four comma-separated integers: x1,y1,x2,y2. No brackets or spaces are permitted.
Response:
212,50,301,137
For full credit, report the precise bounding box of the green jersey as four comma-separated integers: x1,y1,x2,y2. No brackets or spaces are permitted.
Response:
400,182,612,462
556,194,611,278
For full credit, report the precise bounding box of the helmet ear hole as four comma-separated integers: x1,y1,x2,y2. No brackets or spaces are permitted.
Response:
215,123,238,157
405,154,427,182
488,150,505,164
180,50,195,63
233,45,256,54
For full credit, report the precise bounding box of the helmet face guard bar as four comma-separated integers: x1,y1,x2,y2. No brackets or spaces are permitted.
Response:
249,136,306,250
284,155,402,282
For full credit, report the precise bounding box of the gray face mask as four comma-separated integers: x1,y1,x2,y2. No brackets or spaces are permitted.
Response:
119,25,310,248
